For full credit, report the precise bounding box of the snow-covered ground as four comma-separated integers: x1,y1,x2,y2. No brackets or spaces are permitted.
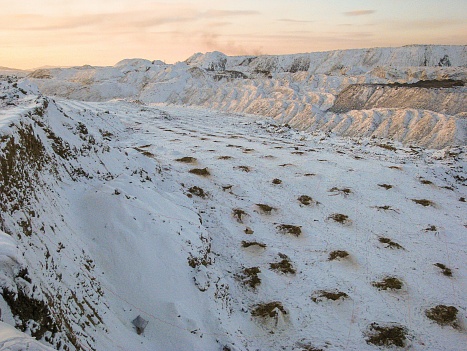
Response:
26,45,467,149
0,76,466,350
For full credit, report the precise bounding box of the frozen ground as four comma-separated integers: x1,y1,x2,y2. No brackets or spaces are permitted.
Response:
0,76,466,350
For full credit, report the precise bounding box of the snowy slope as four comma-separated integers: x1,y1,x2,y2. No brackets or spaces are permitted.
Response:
1,76,466,350
25,45,467,148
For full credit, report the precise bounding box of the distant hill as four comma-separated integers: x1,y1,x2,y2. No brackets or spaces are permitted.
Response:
26,44,467,148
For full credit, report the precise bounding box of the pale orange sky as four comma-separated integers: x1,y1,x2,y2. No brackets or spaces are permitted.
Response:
1,0,466,69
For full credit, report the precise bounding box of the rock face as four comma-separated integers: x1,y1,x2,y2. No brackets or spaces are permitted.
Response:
329,82,467,115
25,45,467,148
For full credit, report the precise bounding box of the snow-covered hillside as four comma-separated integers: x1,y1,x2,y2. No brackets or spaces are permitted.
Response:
1,73,466,350
26,45,467,148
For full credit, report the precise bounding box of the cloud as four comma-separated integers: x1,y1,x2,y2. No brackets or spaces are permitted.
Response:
201,10,259,18
344,10,375,16
0,7,259,32
277,18,314,23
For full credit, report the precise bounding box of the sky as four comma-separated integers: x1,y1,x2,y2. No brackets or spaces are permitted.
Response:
1,0,466,69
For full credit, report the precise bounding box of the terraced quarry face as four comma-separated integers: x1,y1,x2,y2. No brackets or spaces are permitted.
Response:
27,45,467,148
0,75,466,350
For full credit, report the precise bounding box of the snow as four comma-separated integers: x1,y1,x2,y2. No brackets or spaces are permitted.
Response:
0,48,466,350
25,45,467,149
0,322,55,351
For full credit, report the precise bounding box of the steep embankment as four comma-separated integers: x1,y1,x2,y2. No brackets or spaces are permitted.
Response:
0,77,228,351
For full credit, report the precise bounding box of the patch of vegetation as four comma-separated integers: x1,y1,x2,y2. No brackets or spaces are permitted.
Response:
188,186,207,198
241,241,266,249
256,203,275,214
378,183,393,190
277,224,302,237
372,276,403,290
222,185,233,192
218,155,233,160
0,123,54,216
233,208,247,223
379,237,404,250
425,305,458,327
270,253,296,274
378,143,397,151
298,195,314,206
311,290,348,303
434,263,452,277
251,301,287,318
236,267,261,289
244,227,254,234
328,213,350,224
373,205,399,213
136,148,155,158
328,250,349,261
279,163,294,167
412,199,435,207
272,178,282,184
187,236,212,268
189,167,210,176
365,323,408,348
304,173,316,177
389,166,403,170
329,187,352,197
2,287,58,339
175,156,197,163
235,165,251,172
420,178,433,185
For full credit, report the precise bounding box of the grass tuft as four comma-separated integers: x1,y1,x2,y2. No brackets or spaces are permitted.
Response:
434,263,452,277
270,253,296,274
412,199,435,207
277,224,302,237
378,143,397,151
189,168,210,176
188,186,207,198
251,301,287,318
378,183,393,190
298,195,314,206
236,267,261,289
235,165,251,172
311,290,348,303
425,305,458,327
328,250,349,261
379,237,404,250
365,323,407,347
175,156,197,163
328,213,350,224
233,208,247,223
372,276,403,290
241,241,266,249
256,204,275,214
329,187,352,197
